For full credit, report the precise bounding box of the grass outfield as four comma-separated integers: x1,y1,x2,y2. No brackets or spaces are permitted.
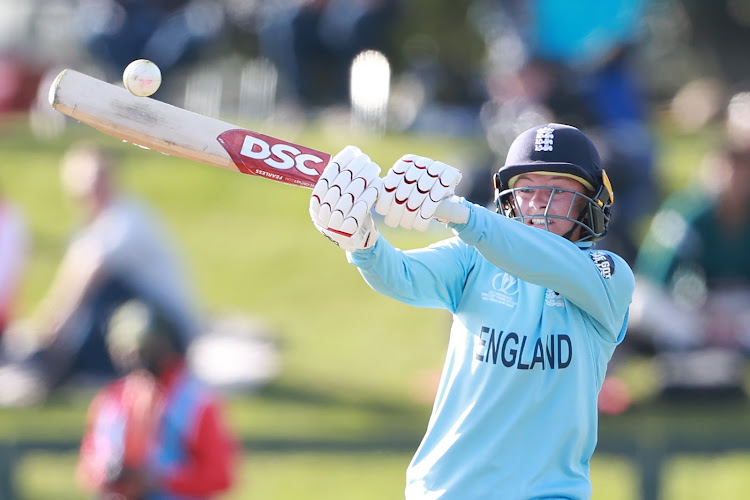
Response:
2,114,748,500
14,450,750,499
17,451,644,500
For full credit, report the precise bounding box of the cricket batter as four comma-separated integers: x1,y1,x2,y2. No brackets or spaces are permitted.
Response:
310,123,634,499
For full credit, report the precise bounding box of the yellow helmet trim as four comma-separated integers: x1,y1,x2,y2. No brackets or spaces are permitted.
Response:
601,170,614,205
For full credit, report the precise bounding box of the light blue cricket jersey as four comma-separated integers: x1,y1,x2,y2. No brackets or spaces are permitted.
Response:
348,201,634,500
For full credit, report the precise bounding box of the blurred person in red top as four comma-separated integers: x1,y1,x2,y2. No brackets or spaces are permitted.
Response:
77,299,238,500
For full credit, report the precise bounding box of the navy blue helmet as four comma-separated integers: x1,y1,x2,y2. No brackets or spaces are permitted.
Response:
493,123,614,241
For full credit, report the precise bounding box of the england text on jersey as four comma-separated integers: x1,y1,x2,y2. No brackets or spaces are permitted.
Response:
475,326,572,369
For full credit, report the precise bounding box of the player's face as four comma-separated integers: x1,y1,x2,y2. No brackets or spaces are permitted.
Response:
511,173,588,239
60,152,108,220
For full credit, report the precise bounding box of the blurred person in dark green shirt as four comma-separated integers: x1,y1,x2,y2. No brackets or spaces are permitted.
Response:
627,92,750,400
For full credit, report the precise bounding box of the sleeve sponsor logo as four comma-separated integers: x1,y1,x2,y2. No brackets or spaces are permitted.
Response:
545,289,565,307
589,251,615,279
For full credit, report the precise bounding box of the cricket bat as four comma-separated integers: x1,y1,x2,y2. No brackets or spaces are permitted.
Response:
48,69,467,224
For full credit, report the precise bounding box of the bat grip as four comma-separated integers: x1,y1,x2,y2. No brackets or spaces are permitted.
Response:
434,196,469,225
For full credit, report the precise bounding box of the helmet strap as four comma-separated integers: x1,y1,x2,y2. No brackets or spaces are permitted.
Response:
561,198,592,241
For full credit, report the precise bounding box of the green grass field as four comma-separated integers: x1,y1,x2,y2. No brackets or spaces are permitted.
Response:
2,114,750,499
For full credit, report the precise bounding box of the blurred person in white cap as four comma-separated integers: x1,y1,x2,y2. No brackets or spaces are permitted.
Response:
0,143,200,404
77,300,237,500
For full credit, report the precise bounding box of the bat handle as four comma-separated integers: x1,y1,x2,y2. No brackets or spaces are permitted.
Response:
434,196,470,225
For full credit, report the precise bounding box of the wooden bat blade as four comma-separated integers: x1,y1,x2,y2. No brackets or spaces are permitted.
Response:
48,69,468,223
49,69,237,169
48,69,329,188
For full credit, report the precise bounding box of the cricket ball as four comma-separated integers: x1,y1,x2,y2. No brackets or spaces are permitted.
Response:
123,59,162,97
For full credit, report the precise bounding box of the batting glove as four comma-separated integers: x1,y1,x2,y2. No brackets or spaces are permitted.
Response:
375,154,462,231
310,146,381,252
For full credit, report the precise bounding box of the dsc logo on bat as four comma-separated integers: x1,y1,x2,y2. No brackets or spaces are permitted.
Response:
238,135,325,175
217,129,329,188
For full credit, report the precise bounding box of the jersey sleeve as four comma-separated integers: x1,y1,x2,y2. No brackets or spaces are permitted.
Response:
346,236,474,313
161,397,237,496
451,201,634,335
76,383,125,492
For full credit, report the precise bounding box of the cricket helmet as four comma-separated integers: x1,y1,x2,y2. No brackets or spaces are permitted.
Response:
493,123,614,241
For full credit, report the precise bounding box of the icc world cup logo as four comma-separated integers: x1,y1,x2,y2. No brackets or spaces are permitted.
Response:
492,273,518,296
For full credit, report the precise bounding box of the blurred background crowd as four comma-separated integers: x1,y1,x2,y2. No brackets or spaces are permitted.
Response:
3,0,750,498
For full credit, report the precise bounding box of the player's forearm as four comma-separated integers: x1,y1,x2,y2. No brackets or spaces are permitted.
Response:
35,281,93,337
348,237,463,311
452,202,589,282
34,251,104,336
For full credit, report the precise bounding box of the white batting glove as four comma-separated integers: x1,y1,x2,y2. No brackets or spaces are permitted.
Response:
310,146,381,252
375,155,462,231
